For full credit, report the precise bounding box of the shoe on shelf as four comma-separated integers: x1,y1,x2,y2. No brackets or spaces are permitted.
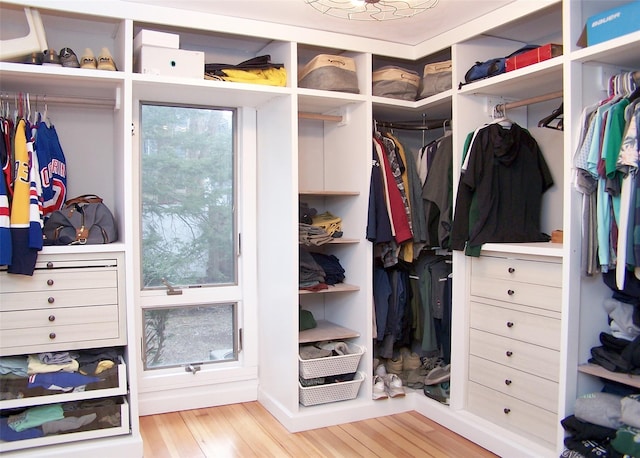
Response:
384,373,406,398
406,368,425,390
42,49,61,66
59,47,80,68
372,375,388,400
423,381,450,405
403,351,422,372
97,47,117,71
24,52,43,65
386,354,403,375
424,364,451,386
80,48,97,69
375,363,388,378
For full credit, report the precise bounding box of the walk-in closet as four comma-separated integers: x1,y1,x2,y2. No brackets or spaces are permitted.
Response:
1,0,639,457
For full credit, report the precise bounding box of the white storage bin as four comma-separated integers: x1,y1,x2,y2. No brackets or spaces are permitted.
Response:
134,29,179,52
134,46,204,79
298,343,364,379
299,372,364,406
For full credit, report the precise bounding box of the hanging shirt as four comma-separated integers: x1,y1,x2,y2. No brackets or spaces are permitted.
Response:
451,123,553,251
35,121,67,218
8,119,42,275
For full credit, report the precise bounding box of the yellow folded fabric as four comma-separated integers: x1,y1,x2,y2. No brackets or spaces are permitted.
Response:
311,211,342,236
220,67,287,86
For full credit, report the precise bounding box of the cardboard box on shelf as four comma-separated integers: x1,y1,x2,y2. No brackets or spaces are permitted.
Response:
505,44,563,72
586,1,640,46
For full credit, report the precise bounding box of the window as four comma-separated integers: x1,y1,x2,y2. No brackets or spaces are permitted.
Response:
139,104,238,371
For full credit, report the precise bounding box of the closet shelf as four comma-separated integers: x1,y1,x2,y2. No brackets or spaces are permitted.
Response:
570,30,640,67
299,319,360,344
299,283,360,295
458,57,563,98
578,363,640,389
299,191,359,196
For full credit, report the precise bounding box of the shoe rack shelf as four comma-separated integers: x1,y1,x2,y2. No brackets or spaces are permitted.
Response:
299,320,360,345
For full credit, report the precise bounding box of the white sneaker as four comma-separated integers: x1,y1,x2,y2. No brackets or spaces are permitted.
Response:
372,375,388,400
375,363,387,378
384,373,406,398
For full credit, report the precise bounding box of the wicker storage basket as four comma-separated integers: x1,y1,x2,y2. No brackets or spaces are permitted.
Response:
299,372,364,406
298,343,364,379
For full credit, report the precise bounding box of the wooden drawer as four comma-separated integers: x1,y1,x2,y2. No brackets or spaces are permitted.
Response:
0,268,117,294
0,321,121,352
467,381,557,450
470,275,561,312
469,356,558,412
0,288,118,312
470,301,560,350
0,305,119,331
471,255,562,287
469,329,559,382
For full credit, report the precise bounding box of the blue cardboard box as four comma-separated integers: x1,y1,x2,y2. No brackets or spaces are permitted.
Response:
587,1,640,46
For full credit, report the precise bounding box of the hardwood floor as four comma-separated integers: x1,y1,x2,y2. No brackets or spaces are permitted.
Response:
139,401,498,457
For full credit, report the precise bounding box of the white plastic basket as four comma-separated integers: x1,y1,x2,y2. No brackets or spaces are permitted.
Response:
298,343,365,379
298,372,364,406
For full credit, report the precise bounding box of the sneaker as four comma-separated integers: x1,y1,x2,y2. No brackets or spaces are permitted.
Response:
423,381,450,405
424,364,451,386
97,47,117,71
375,363,388,378
384,373,406,398
42,49,61,66
59,47,80,68
372,375,388,400
80,48,97,69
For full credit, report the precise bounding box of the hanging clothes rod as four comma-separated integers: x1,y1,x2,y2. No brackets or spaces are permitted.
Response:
377,118,449,131
496,91,563,112
298,111,342,122
1,92,118,109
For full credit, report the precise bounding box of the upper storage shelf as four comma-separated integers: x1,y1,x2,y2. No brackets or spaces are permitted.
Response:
455,2,563,98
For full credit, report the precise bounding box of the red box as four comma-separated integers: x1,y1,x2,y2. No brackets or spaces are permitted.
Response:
505,44,563,72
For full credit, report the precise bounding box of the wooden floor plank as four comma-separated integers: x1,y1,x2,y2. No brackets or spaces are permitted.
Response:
140,411,204,458
140,401,498,457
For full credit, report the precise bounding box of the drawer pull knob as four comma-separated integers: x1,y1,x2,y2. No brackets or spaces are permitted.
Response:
48,297,55,304
48,315,55,322
508,267,515,273
49,332,56,339
503,408,511,414
506,321,514,328
47,279,54,286
507,289,515,296
47,262,54,269
505,379,512,385
506,351,513,357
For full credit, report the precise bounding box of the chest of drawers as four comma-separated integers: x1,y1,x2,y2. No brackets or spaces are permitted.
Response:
467,253,562,450
0,255,126,356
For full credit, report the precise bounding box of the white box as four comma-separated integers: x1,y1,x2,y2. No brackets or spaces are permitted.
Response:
134,29,180,52
135,46,204,79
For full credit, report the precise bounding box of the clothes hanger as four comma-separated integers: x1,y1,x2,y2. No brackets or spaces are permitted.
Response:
490,103,512,128
537,103,563,130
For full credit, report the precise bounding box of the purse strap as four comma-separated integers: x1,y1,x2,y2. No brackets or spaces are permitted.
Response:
65,194,103,206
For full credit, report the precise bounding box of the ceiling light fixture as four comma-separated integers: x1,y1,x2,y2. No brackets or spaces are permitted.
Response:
304,0,439,21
